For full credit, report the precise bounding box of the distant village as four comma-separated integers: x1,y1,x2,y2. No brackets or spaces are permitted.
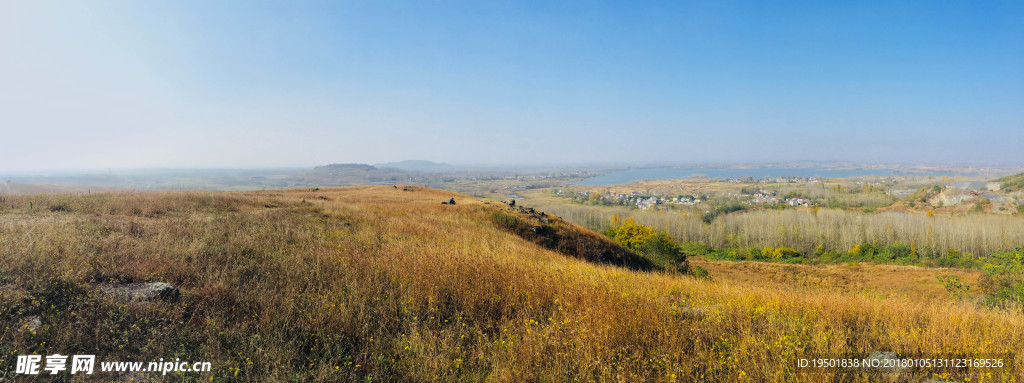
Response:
552,177,1023,212
724,176,820,184
554,189,700,209
554,189,812,210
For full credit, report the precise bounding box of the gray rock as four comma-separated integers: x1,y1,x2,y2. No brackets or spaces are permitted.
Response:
98,282,179,302
23,315,41,332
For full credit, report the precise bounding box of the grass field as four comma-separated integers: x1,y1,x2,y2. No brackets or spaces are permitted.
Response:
691,259,982,301
1,187,1021,381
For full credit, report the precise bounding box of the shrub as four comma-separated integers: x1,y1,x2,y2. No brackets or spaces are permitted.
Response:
701,203,747,224
49,201,72,212
762,247,801,260
638,232,689,273
690,265,711,280
848,243,876,258
607,218,657,249
979,247,1024,307
937,275,971,300
679,241,712,256
882,242,913,260
605,217,689,273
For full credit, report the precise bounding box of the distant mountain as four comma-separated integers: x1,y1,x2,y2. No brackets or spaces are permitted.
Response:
297,163,410,185
374,160,453,171
313,163,379,171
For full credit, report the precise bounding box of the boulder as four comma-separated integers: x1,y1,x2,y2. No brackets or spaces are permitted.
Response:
23,315,41,332
98,282,179,302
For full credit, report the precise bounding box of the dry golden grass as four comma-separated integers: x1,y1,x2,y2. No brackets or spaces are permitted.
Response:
692,258,983,302
0,186,1021,382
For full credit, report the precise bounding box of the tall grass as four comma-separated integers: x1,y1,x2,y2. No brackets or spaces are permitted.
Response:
0,187,1021,381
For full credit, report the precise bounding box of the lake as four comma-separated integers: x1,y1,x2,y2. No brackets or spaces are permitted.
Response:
574,167,975,186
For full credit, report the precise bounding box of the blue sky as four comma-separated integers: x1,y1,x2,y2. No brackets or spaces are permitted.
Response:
1,1,1022,171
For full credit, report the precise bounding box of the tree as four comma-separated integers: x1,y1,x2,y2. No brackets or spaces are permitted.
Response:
604,217,689,273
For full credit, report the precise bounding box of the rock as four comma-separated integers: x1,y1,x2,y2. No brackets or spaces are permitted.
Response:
98,282,179,302
532,226,553,235
23,315,41,332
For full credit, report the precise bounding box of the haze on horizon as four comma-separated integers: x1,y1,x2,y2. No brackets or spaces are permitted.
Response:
2,1,1022,172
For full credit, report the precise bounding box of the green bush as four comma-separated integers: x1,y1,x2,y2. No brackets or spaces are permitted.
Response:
937,275,971,300
848,243,877,258
701,203,747,224
882,242,913,260
762,247,801,260
690,265,711,280
605,218,689,273
679,241,712,256
979,247,1024,307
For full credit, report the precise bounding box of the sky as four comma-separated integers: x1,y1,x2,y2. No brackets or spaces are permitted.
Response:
1,1,1022,171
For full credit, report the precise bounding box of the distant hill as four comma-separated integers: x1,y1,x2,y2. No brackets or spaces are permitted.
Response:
998,172,1024,191
313,163,380,172
299,163,422,185
313,162,378,171
374,160,453,171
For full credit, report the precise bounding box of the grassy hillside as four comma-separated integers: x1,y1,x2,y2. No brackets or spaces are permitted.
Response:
999,173,1024,192
1,187,1021,381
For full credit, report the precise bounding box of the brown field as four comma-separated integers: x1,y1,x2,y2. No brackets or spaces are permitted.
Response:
0,186,1021,382
692,258,983,301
